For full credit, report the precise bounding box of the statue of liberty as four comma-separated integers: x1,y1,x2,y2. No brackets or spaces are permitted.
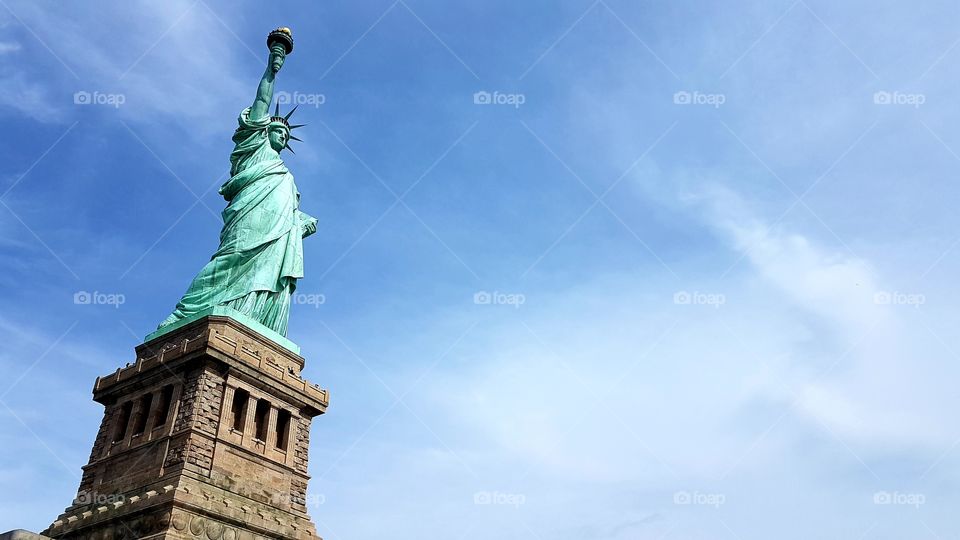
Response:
158,28,315,337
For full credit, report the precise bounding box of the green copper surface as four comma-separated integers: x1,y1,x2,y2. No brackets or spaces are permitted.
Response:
157,29,315,341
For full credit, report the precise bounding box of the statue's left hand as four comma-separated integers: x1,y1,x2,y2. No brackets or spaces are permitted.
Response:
299,211,318,238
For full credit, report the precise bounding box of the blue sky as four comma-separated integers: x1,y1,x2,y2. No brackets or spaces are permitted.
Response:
2,0,960,538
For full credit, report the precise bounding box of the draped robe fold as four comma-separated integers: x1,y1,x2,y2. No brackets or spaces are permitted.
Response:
158,107,315,336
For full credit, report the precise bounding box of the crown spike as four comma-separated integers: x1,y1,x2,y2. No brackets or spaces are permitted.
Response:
284,143,296,154
288,124,306,130
289,135,303,142
274,100,280,117
284,104,299,121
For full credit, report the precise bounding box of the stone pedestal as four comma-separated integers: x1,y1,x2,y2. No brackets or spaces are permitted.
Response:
42,315,329,540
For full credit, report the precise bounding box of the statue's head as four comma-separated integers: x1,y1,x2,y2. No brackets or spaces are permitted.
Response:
269,101,304,154
268,123,290,152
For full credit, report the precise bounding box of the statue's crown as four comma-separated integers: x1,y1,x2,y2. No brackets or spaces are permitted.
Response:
270,101,305,153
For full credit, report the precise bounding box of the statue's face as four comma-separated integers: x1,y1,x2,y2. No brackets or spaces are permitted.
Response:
268,126,289,152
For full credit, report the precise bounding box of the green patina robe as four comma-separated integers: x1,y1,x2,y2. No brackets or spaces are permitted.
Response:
159,107,315,336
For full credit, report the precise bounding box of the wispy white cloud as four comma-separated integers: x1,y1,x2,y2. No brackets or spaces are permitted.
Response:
1,0,252,134
0,41,21,54
688,183,957,452
0,72,62,122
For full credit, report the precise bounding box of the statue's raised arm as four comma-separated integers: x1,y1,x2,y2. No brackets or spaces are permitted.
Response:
251,28,294,121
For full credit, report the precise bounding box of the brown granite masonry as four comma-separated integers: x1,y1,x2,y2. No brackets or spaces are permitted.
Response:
42,315,329,540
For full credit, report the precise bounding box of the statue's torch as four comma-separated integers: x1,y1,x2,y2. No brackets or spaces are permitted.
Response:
267,27,294,55
266,27,293,74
